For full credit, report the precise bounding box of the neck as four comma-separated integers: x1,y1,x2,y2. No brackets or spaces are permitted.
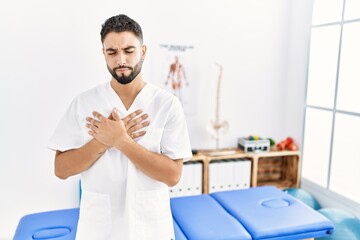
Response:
110,75,145,109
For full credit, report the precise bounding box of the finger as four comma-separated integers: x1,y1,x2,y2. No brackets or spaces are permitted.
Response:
122,109,143,123
128,114,148,125
139,113,149,121
111,108,121,121
128,121,149,133
86,123,98,132
92,111,105,121
142,121,150,127
130,131,146,139
126,114,149,130
86,117,100,127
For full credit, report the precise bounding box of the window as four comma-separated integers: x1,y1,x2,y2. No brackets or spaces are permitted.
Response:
307,25,340,108
302,108,332,187
303,0,360,204
330,113,360,203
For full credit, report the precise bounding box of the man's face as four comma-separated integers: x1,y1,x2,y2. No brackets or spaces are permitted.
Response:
102,31,146,85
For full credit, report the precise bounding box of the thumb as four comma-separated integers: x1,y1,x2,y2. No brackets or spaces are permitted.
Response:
111,108,121,121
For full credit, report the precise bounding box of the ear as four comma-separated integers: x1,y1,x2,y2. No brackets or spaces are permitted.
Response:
102,47,105,56
141,45,147,60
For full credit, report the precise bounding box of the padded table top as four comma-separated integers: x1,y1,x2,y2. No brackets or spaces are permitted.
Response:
14,208,79,240
211,186,334,240
171,194,252,240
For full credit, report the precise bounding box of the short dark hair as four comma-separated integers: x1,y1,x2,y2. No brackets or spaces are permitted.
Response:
100,14,143,43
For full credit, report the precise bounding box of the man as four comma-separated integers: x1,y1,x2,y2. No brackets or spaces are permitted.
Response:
49,14,192,240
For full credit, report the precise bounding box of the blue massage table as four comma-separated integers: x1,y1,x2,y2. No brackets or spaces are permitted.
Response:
13,208,79,240
13,186,334,240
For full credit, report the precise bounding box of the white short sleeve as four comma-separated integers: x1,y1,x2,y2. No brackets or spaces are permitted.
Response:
48,97,85,152
160,97,192,161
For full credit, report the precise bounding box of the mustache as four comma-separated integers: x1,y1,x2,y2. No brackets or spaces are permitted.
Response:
114,65,133,71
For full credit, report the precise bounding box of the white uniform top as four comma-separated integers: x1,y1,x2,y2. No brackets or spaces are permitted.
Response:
49,81,192,240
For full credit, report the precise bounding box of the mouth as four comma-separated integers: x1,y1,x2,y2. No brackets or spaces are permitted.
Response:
115,66,132,71
116,65,132,70
115,68,131,74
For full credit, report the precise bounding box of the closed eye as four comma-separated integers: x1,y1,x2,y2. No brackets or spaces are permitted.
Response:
105,48,117,55
123,46,136,54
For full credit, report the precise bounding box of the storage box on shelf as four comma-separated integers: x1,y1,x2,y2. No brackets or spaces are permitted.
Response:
253,150,300,189
177,149,300,196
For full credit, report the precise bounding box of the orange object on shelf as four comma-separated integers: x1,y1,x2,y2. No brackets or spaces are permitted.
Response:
277,137,298,151
286,142,299,151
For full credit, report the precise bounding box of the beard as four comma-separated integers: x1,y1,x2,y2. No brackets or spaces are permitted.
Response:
108,59,144,85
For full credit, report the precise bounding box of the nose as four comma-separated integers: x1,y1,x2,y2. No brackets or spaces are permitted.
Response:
117,53,126,66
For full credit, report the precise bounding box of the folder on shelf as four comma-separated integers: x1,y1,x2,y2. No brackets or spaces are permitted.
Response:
171,161,203,198
209,161,218,194
236,159,251,189
182,163,192,196
193,162,203,195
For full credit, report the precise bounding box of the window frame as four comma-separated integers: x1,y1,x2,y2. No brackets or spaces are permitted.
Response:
302,0,360,204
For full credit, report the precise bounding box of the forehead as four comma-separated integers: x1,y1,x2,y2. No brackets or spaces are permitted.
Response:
102,31,141,49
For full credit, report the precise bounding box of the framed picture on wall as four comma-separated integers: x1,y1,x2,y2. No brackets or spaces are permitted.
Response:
151,43,197,115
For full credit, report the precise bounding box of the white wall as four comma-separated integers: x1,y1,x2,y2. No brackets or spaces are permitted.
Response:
284,0,314,148
0,0,313,238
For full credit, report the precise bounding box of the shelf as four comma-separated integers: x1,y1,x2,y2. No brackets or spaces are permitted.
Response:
188,149,301,194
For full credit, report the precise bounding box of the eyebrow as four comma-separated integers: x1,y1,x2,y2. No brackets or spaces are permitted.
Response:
105,48,117,52
105,46,136,52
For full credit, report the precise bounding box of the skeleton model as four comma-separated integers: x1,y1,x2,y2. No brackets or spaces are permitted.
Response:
207,62,229,149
